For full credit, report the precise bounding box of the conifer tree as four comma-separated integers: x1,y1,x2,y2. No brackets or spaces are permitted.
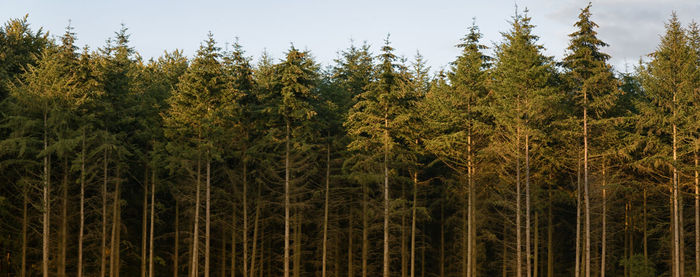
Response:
562,4,620,276
639,13,697,277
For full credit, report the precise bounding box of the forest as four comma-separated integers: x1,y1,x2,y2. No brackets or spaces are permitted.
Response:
0,3,699,277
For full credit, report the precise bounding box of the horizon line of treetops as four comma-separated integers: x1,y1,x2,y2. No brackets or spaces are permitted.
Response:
0,3,699,277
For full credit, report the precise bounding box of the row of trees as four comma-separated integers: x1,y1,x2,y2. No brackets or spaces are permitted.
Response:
0,4,698,276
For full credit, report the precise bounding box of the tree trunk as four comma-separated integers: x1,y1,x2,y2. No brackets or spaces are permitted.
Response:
516,126,522,277
284,120,291,277
362,181,368,277
221,228,226,277
525,132,531,277
534,212,538,277
42,110,50,277
231,199,236,277
142,168,149,277
673,122,680,277
601,161,606,277
59,158,67,277
243,151,248,277
643,188,648,266
383,114,390,277
110,166,121,277
575,158,581,277
401,185,407,277
115,166,122,277
583,102,590,277
322,141,330,277
624,201,629,277
411,171,418,277
348,208,354,277
78,129,86,277
21,177,27,277
191,152,201,277
294,208,301,277
149,167,156,277
440,203,445,277
206,153,211,277
503,221,507,277
695,148,699,277
101,148,108,277
174,199,179,277
250,183,261,277
547,182,553,277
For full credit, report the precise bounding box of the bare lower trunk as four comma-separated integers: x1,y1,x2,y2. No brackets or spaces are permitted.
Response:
42,111,50,277
322,142,330,277
114,166,122,277
101,148,108,277
525,133,531,277
601,162,607,277
410,171,418,277
59,158,67,277
575,158,581,277
21,180,27,277
547,182,553,277
383,115,390,277
673,123,680,277
110,166,121,277
534,212,538,277
695,148,699,277
231,200,236,277
583,106,590,277
440,203,445,277
206,154,211,277
243,152,248,277
362,181,368,277
516,126,522,277
191,153,201,277
174,199,179,277
149,168,156,277
250,183,261,277
78,130,86,277
348,208,354,277
284,120,291,277
142,169,149,277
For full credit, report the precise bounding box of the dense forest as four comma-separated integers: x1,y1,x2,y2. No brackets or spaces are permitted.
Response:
0,4,699,277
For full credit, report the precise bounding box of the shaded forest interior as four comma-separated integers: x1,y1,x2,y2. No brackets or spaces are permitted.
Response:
1,3,700,277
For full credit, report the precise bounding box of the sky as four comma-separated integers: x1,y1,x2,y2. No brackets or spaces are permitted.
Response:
2,0,699,73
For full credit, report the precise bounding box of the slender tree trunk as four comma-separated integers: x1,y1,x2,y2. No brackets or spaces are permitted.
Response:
221,229,226,277
575,158,581,277
583,102,590,277
142,168,149,277
673,121,680,277
284,120,291,277
411,171,418,277
115,167,122,277
695,148,699,277
503,221,507,277
174,199,179,277
250,183,261,277
231,199,236,277
534,212,538,277
191,152,201,277
206,153,211,277
547,182,553,277
21,177,27,277
322,141,330,277
101,148,108,277
383,114,390,277
463,202,468,277
149,167,156,277
293,208,301,277
362,181,368,277
59,158,67,277
260,219,265,277
643,188,648,266
525,132,531,277
402,185,407,277
42,110,50,277
110,166,120,277
440,203,445,277
243,150,248,277
78,129,86,277
601,161,606,277
348,208,354,277
516,126,522,277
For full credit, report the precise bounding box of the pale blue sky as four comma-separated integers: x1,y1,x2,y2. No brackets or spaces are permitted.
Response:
2,0,698,72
